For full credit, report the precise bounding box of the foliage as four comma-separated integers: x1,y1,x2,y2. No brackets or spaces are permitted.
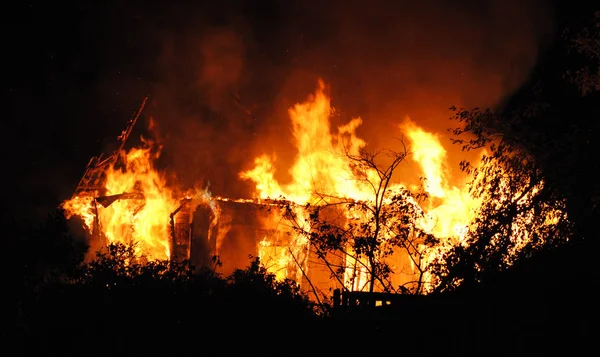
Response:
13,209,88,291
432,10,600,292
16,237,320,335
74,242,319,315
226,256,321,319
430,107,573,292
78,242,195,287
567,11,600,95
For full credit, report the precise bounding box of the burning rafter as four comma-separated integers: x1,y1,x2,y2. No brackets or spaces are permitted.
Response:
71,96,148,199
95,192,145,208
62,96,195,261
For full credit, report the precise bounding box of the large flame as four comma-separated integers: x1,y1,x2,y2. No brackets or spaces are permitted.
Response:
240,80,480,292
103,145,174,259
62,139,212,261
240,80,374,203
401,118,480,242
61,79,489,293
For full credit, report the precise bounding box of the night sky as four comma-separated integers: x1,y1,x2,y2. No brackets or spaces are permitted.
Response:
4,0,577,225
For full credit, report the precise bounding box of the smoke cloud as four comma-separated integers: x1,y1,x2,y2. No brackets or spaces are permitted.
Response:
140,0,557,197
7,0,557,223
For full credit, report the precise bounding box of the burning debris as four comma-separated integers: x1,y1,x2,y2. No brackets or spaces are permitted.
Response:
61,97,214,263
61,80,488,297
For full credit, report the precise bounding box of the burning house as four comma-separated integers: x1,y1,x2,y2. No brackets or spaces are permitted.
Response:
62,80,487,298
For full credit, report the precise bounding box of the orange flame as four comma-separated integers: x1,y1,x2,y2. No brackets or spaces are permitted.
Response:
240,80,480,292
401,117,480,241
62,139,213,262
240,80,375,204
62,79,492,294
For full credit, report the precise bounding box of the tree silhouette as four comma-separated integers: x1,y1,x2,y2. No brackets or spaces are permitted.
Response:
274,144,437,297
432,10,600,293
430,106,572,292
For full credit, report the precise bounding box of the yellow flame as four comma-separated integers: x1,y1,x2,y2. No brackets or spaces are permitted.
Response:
56,75,561,298
62,79,484,294
62,195,95,229
240,80,375,205
62,140,213,262
401,117,480,241
240,80,480,292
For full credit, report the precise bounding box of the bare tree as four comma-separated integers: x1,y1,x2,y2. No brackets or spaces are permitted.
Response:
276,142,437,297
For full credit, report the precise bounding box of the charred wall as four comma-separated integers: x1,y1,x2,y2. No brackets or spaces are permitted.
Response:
191,200,267,275
190,203,218,270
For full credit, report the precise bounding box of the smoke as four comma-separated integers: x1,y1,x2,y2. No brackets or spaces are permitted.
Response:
135,0,556,197
270,0,556,185
2,0,557,274
10,0,553,220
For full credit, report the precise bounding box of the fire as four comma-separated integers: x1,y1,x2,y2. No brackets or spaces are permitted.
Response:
61,79,485,294
240,80,374,204
62,138,211,261
401,118,480,241
61,195,96,231
101,144,174,259
240,80,479,292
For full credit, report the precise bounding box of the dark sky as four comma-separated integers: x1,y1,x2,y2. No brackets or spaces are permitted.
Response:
4,0,580,225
